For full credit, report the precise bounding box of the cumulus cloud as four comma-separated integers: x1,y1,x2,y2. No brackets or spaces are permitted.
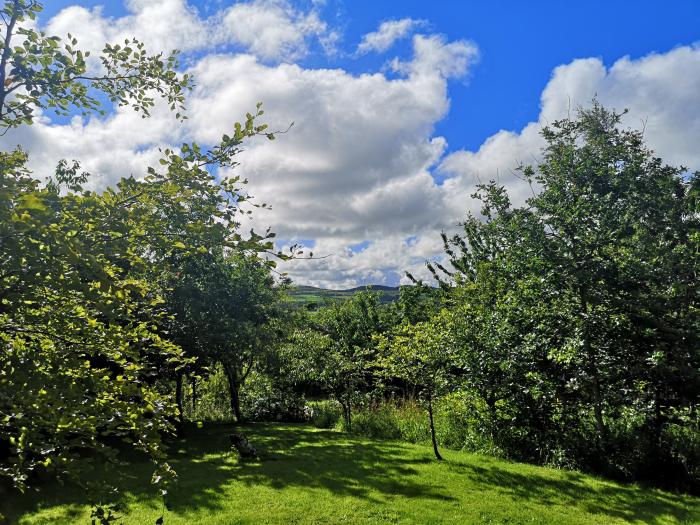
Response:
439,45,700,221
45,0,336,63
185,33,472,246
3,2,700,288
3,12,477,288
356,18,424,55
220,0,332,62
390,34,479,79
46,0,211,58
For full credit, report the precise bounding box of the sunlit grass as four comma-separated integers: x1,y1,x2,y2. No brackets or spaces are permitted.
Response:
4,423,699,524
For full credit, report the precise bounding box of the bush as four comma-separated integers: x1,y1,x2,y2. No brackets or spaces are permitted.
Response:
182,365,234,422
240,372,308,422
340,404,401,440
333,394,502,456
434,393,471,450
308,400,342,429
664,420,700,493
392,400,429,443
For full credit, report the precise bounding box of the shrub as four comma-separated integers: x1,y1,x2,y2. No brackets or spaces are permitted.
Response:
182,365,234,422
664,420,700,493
340,404,401,440
308,400,342,429
333,394,503,456
392,400,429,443
240,372,308,422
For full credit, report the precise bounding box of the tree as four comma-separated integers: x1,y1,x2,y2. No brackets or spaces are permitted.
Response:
394,283,442,326
528,104,699,445
0,0,190,131
0,0,282,497
431,101,699,485
164,251,282,423
377,313,459,460
283,292,386,430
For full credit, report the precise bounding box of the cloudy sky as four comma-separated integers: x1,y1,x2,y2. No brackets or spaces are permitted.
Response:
5,0,700,288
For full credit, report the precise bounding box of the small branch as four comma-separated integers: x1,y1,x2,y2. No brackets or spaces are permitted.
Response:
1,325,95,347
0,1,19,117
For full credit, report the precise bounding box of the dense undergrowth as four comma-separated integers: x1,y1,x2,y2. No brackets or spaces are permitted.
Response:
181,370,700,496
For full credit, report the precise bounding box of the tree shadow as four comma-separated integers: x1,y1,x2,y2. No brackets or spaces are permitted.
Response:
3,423,697,524
444,458,697,525
164,423,454,514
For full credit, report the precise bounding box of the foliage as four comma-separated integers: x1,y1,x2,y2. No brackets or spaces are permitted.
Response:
0,0,194,493
239,372,308,422
282,292,389,430
425,101,700,490
307,400,342,429
162,251,284,423
181,365,234,423
0,0,284,500
376,312,461,459
338,404,402,439
0,0,191,131
0,151,186,491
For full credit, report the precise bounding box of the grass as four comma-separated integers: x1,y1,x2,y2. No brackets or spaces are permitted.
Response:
285,285,400,308
3,423,699,524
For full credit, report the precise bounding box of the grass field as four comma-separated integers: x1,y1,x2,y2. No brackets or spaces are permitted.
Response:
285,285,400,308
3,423,699,524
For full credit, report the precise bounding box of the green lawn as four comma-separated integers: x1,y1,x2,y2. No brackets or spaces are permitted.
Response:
3,423,698,524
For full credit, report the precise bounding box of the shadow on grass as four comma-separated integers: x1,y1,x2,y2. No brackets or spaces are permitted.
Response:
445,458,696,525
165,422,453,513
2,423,697,524
1,423,448,523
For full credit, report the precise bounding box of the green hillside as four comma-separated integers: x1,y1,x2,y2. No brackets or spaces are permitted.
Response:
285,284,401,307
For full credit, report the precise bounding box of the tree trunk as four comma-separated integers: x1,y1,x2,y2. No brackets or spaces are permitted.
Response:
191,377,197,411
427,390,443,461
224,364,243,423
653,386,664,451
340,399,351,431
175,371,184,436
486,392,498,441
580,287,606,440
589,365,606,439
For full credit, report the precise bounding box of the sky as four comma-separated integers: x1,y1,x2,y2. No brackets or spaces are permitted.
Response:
5,0,700,288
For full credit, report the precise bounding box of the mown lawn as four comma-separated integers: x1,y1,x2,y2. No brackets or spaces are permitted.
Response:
3,423,698,524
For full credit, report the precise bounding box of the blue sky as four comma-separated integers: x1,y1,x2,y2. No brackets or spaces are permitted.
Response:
42,1,700,152
13,1,700,287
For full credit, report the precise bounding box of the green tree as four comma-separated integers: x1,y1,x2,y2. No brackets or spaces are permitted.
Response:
377,313,459,460
283,292,386,430
0,0,190,130
163,251,282,423
0,0,282,498
433,102,699,484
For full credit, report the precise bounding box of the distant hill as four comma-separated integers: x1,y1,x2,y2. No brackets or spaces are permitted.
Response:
285,284,400,308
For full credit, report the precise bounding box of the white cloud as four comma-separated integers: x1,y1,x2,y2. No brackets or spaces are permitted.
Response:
220,0,331,62
439,45,700,222
356,18,424,55
45,0,336,64
185,34,470,244
46,1,211,58
390,34,479,79
3,3,700,288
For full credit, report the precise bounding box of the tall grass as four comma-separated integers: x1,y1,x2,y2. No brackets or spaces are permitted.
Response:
308,400,342,429
336,393,496,454
182,365,234,422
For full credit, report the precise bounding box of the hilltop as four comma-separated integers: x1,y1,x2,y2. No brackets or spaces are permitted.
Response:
286,284,401,307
